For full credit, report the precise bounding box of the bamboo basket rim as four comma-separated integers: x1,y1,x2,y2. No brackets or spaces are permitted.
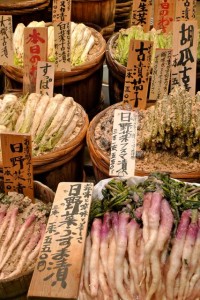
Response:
0,0,48,10
0,1,50,14
2,27,106,84
116,1,133,8
0,179,55,284
87,103,200,180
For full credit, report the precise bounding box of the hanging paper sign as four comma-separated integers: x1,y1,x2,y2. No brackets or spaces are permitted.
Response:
109,109,138,177
171,20,198,96
28,182,93,299
1,133,34,201
175,0,196,21
149,49,172,100
23,27,48,94
154,0,175,33
131,0,152,32
52,0,71,22
0,15,14,66
36,61,55,97
123,39,153,109
54,21,71,72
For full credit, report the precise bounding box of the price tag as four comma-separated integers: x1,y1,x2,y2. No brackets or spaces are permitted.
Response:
154,0,175,33
149,49,172,100
36,61,55,97
171,20,198,96
109,109,138,177
23,27,48,94
54,22,71,72
123,39,153,109
52,0,71,22
175,0,196,21
131,0,152,32
0,15,14,66
1,133,34,201
28,182,93,299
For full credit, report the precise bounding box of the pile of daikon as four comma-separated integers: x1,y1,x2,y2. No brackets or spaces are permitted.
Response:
79,173,200,300
13,21,96,67
0,93,84,155
0,191,51,280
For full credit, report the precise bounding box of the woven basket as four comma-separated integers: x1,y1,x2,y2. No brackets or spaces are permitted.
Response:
0,179,55,299
114,0,132,31
87,103,200,183
2,27,106,119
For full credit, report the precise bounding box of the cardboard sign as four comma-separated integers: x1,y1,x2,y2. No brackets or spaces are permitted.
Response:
54,22,71,72
23,27,48,94
109,109,138,177
175,0,196,21
149,49,172,100
36,61,55,97
171,20,198,96
28,182,93,300
131,0,152,32
1,133,34,201
0,15,14,66
123,39,153,109
154,0,175,33
52,0,71,22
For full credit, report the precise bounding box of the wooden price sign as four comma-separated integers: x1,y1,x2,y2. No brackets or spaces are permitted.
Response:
23,27,48,94
171,20,198,96
28,182,94,300
1,133,34,201
149,49,172,101
54,22,71,72
154,0,175,33
0,15,14,66
130,0,152,32
175,0,196,21
122,39,153,110
36,61,55,97
52,0,71,22
109,109,138,177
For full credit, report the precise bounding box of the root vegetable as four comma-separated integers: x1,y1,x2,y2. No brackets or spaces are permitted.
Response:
100,212,112,277
107,232,119,300
84,234,92,295
98,259,111,299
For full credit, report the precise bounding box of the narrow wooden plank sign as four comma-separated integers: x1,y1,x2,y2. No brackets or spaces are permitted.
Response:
52,0,71,22
154,0,175,33
131,0,152,32
123,39,153,109
28,182,94,300
1,133,34,201
109,109,138,177
23,27,48,94
175,0,196,21
36,61,55,96
149,49,172,100
0,15,14,66
171,20,198,96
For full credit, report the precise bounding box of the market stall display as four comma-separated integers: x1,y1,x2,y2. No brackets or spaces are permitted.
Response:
0,92,89,191
0,180,54,299
87,86,200,183
79,173,200,300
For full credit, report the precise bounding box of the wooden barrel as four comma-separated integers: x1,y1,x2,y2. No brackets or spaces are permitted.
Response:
2,27,106,120
0,0,51,30
114,0,132,32
86,103,200,183
71,0,116,28
0,180,55,300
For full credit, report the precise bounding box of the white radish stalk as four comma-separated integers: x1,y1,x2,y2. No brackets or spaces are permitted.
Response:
187,277,200,300
146,198,174,300
123,257,130,287
0,210,6,224
100,212,112,277
166,209,191,300
0,210,13,242
0,213,36,270
89,218,102,297
4,227,41,279
143,191,162,291
14,223,35,260
0,207,18,262
186,262,200,298
107,232,119,300
84,234,92,295
98,259,111,299
114,213,132,300
177,221,198,300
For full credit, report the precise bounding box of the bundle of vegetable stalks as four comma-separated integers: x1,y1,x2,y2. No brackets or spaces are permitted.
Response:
13,21,96,67
0,191,51,281
0,93,84,156
113,25,173,66
79,173,200,300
